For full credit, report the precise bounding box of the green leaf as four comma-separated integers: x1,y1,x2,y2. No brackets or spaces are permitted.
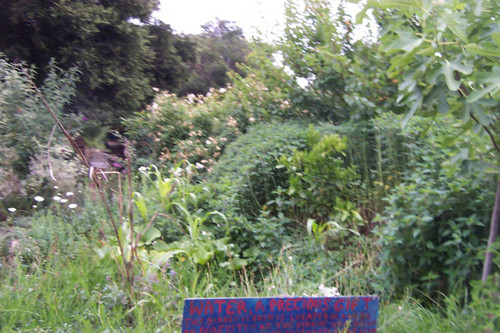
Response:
384,31,423,53
467,67,500,103
401,91,422,128
134,192,148,221
432,60,473,91
441,10,468,42
140,226,161,245
465,44,500,57
229,257,248,270
192,247,214,265
153,240,169,251
492,32,500,46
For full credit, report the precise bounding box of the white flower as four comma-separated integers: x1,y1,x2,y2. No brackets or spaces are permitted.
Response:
34,196,44,202
7,207,16,213
68,203,78,209
32,205,37,209
53,186,59,189
53,196,62,202
249,117,255,122
318,284,340,297
60,199,68,203
219,87,226,93
138,166,148,173
173,167,182,177
65,191,74,197
195,162,205,170
205,140,211,145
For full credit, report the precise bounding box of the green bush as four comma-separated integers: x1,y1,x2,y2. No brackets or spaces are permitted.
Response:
210,122,314,219
0,56,82,219
277,125,358,223
376,165,493,300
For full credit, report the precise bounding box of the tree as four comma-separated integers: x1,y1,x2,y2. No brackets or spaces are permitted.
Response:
357,0,500,281
279,0,401,123
147,22,197,93
0,0,191,127
179,19,250,95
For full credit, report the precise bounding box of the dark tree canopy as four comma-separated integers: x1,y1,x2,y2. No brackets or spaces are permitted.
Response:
0,1,249,127
179,19,250,95
0,0,192,127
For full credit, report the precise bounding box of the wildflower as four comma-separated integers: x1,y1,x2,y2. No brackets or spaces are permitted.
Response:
65,191,74,197
54,185,59,189
249,117,255,122
34,196,44,202
60,198,68,203
205,140,211,145
173,167,182,177
138,166,148,173
195,162,204,170
32,205,37,209
7,207,16,213
53,196,62,202
318,284,340,297
82,116,88,121
112,162,122,168
68,203,78,209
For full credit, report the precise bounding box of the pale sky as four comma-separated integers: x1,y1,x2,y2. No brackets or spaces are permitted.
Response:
154,0,286,40
154,0,371,41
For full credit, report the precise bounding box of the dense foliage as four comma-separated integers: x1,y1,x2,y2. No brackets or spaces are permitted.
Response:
0,1,250,127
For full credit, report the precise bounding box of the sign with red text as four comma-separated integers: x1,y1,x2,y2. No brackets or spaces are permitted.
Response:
182,296,379,333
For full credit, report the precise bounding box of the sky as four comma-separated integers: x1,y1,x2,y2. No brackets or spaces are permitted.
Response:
154,0,287,39
154,0,370,41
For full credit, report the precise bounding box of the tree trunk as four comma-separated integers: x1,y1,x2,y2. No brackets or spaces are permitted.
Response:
482,172,500,282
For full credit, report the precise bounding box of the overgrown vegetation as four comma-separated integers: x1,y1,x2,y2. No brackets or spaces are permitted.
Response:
1,0,499,331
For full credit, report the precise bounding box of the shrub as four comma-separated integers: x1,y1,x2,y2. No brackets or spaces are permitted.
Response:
376,164,493,300
0,56,81,218
209,122,314,219
277,125,358,223
125,90,240,172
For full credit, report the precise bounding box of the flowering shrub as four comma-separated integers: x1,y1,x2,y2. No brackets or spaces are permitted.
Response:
125,90,239,173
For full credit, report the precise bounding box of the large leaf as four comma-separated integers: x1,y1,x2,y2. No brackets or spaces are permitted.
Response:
467,67,500,103
430,60,473,91
384,31,423,53
465,44,500,57
192,246,214,265
136,225,162,246
229,257,248,270
441,9,468,42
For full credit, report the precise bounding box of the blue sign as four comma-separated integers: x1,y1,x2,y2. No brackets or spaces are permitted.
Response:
182,296,379,333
